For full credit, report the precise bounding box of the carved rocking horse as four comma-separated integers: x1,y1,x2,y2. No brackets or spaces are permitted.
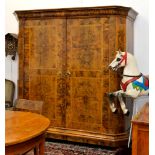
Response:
107,51,149,115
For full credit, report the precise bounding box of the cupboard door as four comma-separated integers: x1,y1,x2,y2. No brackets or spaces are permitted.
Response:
66,18,105,133
66,17,125,134
21,19,67,127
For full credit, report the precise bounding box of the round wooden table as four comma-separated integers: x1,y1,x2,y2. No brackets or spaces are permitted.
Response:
5,110,50,155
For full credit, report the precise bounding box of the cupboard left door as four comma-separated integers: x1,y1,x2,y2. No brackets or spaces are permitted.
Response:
18,18,67,127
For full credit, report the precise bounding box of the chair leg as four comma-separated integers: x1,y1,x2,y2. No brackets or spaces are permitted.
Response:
34,146,39,155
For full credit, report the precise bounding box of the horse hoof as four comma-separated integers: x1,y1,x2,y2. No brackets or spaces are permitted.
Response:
112,108,118,114
124,110,130,116
114,109,118,114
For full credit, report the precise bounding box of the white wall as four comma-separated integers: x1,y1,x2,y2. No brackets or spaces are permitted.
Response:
5,0,149,100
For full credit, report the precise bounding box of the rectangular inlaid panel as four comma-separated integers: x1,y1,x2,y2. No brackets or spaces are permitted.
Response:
67,18,102,71
67,78,103,132
24,19,65,69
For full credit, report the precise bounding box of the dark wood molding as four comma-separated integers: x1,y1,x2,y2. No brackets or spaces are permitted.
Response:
47,127,129,147
14,6,138,21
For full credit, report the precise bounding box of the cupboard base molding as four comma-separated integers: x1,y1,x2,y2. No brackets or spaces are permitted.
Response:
47,127,129,147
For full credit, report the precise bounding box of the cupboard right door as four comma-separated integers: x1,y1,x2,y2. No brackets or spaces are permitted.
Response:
66,16,125,136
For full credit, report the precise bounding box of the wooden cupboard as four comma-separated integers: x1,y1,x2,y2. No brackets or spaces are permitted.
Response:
15,6,137,147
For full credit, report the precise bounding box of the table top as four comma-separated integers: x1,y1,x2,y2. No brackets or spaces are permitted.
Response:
5,110,50,146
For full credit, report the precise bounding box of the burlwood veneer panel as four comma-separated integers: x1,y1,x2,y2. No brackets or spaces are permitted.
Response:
20,19,67,128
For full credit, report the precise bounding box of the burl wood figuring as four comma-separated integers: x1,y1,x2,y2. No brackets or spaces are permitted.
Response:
15,6,138,147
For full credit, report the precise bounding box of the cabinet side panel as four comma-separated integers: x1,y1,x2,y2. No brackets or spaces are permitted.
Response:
126,18,134,54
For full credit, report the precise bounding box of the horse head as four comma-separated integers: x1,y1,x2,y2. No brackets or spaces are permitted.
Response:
109,51,127,71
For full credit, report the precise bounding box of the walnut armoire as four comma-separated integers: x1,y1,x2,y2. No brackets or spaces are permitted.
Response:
15,6,137,147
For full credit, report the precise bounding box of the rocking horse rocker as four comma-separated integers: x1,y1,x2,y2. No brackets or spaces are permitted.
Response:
107,51,149,115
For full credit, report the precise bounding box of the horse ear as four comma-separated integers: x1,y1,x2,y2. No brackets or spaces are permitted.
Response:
116,51,121,55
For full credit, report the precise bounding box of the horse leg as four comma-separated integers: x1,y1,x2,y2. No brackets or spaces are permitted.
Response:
110,90,129,115
117,92,129,115
106,92,117,113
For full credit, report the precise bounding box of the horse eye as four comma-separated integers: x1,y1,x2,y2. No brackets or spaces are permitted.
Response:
116,58,121,61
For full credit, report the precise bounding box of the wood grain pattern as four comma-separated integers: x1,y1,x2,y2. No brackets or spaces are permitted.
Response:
15,6,137,147
5,111,50,145
5,111,50,155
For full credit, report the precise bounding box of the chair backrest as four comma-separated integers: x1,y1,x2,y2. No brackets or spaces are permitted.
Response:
14,99,44,114
5,79,15,108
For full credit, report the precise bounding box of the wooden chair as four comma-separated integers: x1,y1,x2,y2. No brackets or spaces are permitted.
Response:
13,99,44,155
14,99,44,114
5,79,15,108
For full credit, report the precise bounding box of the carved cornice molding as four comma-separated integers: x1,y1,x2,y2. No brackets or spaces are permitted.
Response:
14,6,138,21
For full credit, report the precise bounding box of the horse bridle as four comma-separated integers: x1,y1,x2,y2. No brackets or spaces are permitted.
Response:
123,73,142,78
118,52,142,78
118,51,127,66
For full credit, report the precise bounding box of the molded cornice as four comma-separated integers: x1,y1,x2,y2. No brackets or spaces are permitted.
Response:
14,6,138,21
